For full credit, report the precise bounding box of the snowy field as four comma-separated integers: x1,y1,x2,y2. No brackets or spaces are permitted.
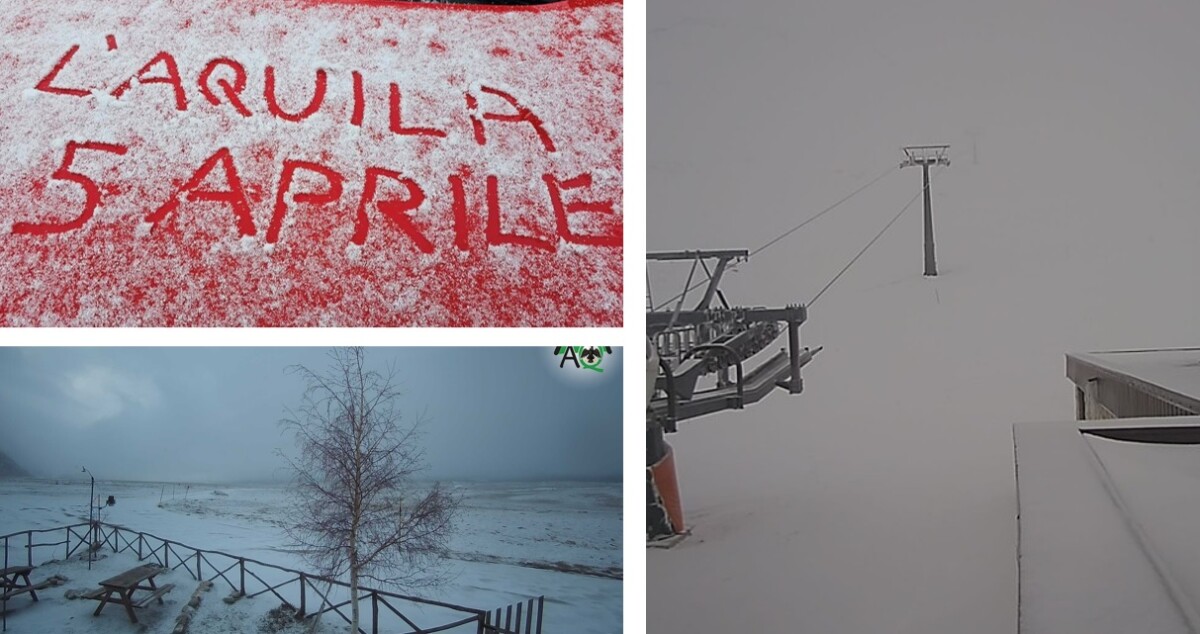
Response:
649,0,1200,632
0,478,620,633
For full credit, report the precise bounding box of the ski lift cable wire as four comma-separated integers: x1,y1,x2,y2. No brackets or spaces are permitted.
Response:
650,162,899,312
807,161,950,308
750,163,899,257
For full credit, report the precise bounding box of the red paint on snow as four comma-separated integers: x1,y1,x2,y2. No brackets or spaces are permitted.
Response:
147,148,256,237
198,58,253,118
34,46,90,97
356,168,431,251
268,160,345,244
111,51,190,111
11,141,130,235
0,0,622,326
298,0,616,12
263,66,327,122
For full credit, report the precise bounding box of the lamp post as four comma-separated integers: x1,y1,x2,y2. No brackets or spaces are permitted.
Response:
82,467,95,569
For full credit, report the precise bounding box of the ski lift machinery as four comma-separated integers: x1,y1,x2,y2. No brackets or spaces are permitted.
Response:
647,249,821,542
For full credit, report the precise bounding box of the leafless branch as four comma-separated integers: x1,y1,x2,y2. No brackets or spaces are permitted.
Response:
277,348,460,632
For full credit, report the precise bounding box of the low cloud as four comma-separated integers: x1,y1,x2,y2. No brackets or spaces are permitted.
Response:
62,365,163,425
0,348,622,483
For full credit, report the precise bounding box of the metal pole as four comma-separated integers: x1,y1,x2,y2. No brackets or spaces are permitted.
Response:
787,317,803,393
83,467,95,570
922,163,937,276
647,422,667,466
902,146,948,277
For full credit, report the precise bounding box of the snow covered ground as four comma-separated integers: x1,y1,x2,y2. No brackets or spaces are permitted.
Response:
0,0,622,326
649,1,1200,632
1015,420,1200,634
0,478,620,633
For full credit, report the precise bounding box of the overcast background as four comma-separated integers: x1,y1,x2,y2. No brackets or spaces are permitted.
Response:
649,1,1200,633
0,347,621,483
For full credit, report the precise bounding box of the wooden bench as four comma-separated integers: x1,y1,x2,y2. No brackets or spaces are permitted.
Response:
0,579,53,602
0,566,44,604
1,565,53,629
84,564,173,623
80,587,107,601
131,584,174,609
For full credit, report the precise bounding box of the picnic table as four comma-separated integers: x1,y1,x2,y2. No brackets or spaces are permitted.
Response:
1,566,51,604
83,564,173,624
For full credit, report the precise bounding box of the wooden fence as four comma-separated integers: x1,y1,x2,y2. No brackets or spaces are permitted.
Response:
1,523,544,634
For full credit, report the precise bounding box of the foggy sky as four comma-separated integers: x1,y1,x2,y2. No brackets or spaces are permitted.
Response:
647,2,1200,633
0,347,621,483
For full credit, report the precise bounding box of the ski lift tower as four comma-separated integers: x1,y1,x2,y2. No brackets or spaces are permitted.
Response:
646,249,821,542
901,145,950,277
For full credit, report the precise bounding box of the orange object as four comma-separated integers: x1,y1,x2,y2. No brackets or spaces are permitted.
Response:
650,443,685,533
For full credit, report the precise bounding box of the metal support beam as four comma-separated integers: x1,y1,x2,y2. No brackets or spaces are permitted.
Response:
647,250,749,261
647,345,820,424
646,242,819,549
648,305,807,332
694,257,730,311
786,317,803,393
647,250,748,314
922,164,937,276
901,145,949,278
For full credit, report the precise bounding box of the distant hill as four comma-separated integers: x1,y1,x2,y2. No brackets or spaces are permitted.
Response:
0,449,29,478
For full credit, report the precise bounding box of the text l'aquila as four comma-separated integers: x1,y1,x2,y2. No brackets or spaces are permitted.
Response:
11,37,620,253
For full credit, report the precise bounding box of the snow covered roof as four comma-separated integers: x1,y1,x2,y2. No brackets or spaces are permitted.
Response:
1066,349,1200,414
1015,417,1200,634
0,0,622,326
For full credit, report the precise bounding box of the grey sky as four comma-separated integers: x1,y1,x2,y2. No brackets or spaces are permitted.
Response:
647,2,1200,634
0,347,621,483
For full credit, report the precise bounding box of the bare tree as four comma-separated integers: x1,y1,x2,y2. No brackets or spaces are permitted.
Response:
279,347,458,633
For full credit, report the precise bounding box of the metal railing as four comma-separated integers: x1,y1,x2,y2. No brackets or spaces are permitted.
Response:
1,523,543,634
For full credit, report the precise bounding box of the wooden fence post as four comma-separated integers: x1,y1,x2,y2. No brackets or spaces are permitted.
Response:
4,526,510,634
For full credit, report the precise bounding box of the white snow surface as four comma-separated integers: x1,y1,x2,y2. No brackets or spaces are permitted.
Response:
1014,422,1195,634
649,0,1200,632
0,479,620,633
1086,434,1200,624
